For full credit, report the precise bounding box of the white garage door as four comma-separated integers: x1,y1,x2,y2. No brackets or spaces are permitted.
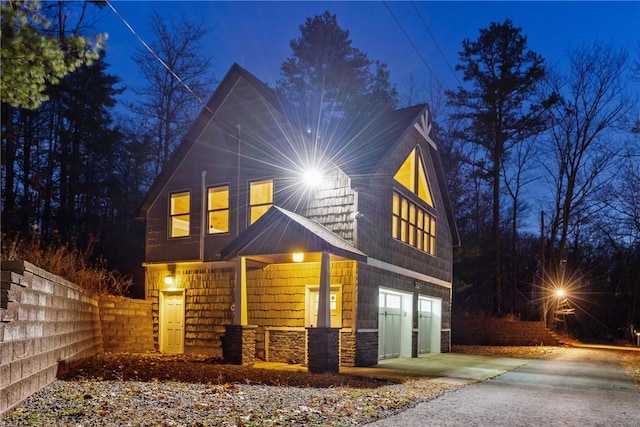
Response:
378,292,402,359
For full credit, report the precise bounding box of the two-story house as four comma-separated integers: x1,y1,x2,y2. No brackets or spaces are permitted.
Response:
137,63,459,372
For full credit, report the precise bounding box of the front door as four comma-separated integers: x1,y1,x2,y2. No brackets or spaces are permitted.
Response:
160,291,185,353
306,286,342,328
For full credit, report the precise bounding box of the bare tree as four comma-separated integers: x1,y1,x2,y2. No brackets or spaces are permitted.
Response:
131,11,215,177
543,42,631,267
502,134,539,312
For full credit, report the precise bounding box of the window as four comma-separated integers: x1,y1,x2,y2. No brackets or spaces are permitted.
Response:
393,191,436,255
392,147,436,255
249,179,273,224
207,185,229,234
394,148,433,206
169,191,190,238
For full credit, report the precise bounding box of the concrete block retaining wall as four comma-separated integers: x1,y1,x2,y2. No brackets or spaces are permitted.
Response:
99,296,154,353
452,313,561,346
1,261,154,418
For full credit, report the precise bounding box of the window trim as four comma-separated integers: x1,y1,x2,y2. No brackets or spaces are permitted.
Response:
393,146,435,208
248,178,274,225
169,190,191,239
207,184,230,235
392,189,436,255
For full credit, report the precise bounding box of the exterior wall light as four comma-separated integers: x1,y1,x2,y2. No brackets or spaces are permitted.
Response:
292,252,304,262
164,275,176,286
303,169,322,187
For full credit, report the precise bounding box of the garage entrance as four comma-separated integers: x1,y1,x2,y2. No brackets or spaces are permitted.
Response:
378,288,413,359
418,296,442,354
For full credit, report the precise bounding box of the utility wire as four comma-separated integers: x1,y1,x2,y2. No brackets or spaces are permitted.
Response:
382,0,444,92
104,0,213,114
411,1,462,87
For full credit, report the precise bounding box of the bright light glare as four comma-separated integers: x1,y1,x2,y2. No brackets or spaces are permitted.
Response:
303,169,322,187
555,289,565,297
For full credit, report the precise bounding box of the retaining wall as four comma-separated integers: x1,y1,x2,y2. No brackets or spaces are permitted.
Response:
99,296,154,353
452,313,561,346
0,261,154,418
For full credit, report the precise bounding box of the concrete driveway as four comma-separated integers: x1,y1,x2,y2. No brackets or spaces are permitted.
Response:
365,347,639,426
339,352,530,384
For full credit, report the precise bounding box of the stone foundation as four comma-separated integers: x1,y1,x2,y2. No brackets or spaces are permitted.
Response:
222,325,257,366
354,330,378,366
307,327,339,373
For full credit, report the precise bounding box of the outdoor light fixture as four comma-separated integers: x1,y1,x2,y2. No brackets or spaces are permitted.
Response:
164,275,175,286
555,289,565,297
303,168,322,187
292,252,304,262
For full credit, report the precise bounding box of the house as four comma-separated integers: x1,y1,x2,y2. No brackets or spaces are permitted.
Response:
137,63,460,372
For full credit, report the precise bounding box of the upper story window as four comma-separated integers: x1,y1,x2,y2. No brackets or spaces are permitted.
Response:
207,185,229,234
392,148,436,255
169,191,190,238
394,148,433,206
249,179,273,225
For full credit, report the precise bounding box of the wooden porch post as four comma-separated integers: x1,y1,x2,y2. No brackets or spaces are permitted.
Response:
317,251,331,328
234,256,248,325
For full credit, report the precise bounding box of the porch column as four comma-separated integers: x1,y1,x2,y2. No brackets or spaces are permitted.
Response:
233,256,248,325
317,251,331,327
224,255,255,366
307,250,339,373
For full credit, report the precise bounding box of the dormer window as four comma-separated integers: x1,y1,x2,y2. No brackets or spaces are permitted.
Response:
169,191,190,238
392,148,436,255
249,179,273,225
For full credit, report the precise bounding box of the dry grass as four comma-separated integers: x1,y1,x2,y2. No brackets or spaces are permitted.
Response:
60,353,397,388
621,351,640,387
452,345,562,359
1,234,131,296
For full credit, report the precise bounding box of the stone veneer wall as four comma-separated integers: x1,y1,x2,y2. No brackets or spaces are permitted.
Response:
1,261,156,418
266,329,305,364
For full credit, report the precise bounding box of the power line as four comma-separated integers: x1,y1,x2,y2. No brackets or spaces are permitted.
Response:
104,0,213,114
411,1,462,87
382,1,444,91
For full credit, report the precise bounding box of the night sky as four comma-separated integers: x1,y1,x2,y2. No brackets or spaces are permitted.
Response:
95,1,640,107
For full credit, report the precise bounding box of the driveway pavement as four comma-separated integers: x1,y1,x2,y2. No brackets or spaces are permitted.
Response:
365,347,639,426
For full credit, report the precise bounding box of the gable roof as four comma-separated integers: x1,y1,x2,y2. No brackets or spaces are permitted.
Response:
220,206,367,262
136,63,459,246
136,63,290,218
334,104,428,179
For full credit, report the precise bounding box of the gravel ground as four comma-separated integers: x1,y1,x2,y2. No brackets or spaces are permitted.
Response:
4,345,636,427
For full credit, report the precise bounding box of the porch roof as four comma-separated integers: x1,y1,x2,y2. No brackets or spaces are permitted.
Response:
220,206,367,263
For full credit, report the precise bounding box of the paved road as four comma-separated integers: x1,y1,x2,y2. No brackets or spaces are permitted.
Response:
368,347,639,426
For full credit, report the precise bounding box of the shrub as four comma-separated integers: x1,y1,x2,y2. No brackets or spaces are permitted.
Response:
1,234,132,296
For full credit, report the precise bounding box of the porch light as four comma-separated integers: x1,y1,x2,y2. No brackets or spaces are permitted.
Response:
303,168,322,187
555,289,565,298
292,252,304,262
164,275,175,286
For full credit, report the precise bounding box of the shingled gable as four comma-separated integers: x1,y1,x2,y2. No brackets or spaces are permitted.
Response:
136,63,293,218
335,103,461,247
220,206,367,262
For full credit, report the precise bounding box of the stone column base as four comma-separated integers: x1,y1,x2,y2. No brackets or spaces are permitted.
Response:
307,327,340,373
223,324,257,366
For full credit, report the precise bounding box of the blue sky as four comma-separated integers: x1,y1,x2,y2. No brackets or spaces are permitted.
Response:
95,1,640,107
